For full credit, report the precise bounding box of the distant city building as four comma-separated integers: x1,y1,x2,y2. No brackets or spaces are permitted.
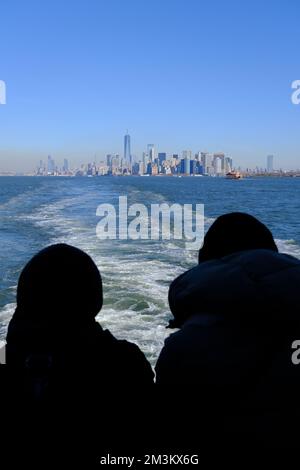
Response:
200,152,213,174
267,155,274,173
138,161,145,175
214,156,222,175
111,154,120,174
131,162,140,175
196,162,204,174
87,163,93,176
147,144,155,163
142,152,148,167
190,159,197,175
124,132,131,166
146,162,152,175
214,153,225,174
63,158,69,173
182,150,192,175
36,160,45,175
224,157,233,173
151,163,158,175
106,154,112,167
47,155,55,175
158,152,166,166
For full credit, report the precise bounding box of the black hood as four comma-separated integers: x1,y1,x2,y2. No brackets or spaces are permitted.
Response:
6,243,103,366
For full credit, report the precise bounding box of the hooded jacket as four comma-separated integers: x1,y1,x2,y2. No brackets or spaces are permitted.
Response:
5,243,154,399
155,249,300,449
3,244,155,462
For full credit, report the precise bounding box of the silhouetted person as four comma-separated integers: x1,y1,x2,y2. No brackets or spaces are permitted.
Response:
4,244,154,463
156,212,300,455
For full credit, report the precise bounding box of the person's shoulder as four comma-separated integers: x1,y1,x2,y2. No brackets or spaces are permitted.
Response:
0,363,7,383
103,330,154,382
225,248,300,269
102,329,141,354
117,338,152,367
95,325,147,361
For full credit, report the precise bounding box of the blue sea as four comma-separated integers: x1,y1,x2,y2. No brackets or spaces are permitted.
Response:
1,176,300,365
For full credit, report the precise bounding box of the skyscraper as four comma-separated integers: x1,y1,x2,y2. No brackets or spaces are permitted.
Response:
63,158,69,173
201,153,213,175
214,153,225,175
47,155,55,175
158,152,166,165
142,152,147,166
182,150,192,175
124,131,131,165
147,144,155,162
106,154,112,166
267,155,274,173
214,156,222,175
225,157,233,173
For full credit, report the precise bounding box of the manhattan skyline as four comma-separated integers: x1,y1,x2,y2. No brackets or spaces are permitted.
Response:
2,131,300,176
1,0,300,171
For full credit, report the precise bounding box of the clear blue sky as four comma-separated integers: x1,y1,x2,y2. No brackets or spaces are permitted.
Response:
0,0,300,171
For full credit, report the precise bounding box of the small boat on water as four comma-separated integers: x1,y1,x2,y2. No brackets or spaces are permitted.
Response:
226,171,242,179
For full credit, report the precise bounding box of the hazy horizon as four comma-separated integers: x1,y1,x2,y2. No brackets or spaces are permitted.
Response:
1,0,300,172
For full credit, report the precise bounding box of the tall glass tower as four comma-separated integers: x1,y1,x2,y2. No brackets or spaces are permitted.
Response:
124,131,131,165
147,144,155,162
267,155,274,173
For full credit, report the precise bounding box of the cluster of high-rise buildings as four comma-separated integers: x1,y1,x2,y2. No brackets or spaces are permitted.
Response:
36,156,70,176
104,132,233,176
33,135,281,178
34,133,233,177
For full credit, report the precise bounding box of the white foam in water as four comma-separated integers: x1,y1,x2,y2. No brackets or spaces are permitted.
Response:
275,239,300,259
0,303,15,338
